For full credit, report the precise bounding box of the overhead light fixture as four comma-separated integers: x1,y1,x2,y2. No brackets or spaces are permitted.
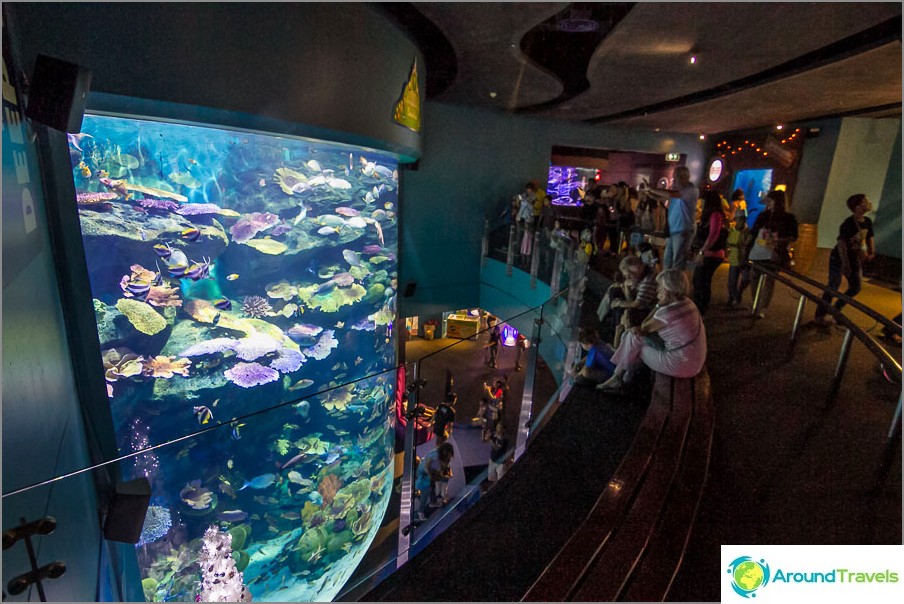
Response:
699,134,705,140
654,128,661,132
775,124,784,131
489,91,497,98
689,55,697,65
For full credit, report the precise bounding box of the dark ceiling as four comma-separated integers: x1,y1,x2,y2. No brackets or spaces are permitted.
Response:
377,2,902,135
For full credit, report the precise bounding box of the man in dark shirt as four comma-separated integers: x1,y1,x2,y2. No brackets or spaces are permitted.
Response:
813,193,875,325
432,394,457,445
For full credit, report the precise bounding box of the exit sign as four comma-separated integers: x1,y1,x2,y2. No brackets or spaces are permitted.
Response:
665,153,680,162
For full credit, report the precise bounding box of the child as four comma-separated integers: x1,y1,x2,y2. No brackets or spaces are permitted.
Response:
726,208,750,307
812,194,875,325
573,327,616,387
415,442,454,519
513,333,528,371
481,381,504,441
611,255,657,347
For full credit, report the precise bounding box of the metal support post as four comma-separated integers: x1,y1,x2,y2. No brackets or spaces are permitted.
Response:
396,363,419,565
751,272,765,316
550,245,564,293
506,225,515,276
829,328,855,398
529,230,541,288
789,295,806,350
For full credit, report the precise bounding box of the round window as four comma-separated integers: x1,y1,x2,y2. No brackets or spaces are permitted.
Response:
708,158,724,182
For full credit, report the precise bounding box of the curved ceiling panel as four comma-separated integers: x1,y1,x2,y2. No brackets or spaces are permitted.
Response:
602,42,902,134
413,2,568,108
542,2,903,121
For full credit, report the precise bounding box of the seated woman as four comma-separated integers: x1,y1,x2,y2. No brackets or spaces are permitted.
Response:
598,268,707,391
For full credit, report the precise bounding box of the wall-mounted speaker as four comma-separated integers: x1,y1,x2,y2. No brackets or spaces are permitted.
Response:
24,54,92,133
102,477,151,544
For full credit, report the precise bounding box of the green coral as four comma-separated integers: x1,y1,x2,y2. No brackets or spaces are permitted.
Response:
349,264,371,280
306,283,367,313
364,283,385,303
228,524,251,550
116,298,168,335
141,578,159,602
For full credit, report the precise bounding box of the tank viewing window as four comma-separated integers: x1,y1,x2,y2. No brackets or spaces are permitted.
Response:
68,114,399,601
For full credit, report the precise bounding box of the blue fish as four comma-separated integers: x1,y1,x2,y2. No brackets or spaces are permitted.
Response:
231,422,245,440
238,473,277,491
214,298,232,311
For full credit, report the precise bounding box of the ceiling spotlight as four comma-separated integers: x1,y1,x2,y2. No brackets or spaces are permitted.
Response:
699,134,705,140
689,55,697,65
654,128,661,132
775,124,784,130
489,91,497,98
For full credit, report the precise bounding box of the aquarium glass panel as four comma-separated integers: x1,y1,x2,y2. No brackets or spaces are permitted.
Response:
68,113,400,601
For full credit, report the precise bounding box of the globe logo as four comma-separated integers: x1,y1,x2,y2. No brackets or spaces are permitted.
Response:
727,556,771,598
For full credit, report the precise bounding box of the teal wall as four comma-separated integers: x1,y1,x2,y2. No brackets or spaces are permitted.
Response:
792,119,843,224
2,48,103,600
874,123,902,259
817,117,901,250
399,102,707,319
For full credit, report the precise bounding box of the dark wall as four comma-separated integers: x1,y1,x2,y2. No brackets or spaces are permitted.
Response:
875,123,902,259
398,101,707,319
4,2,423,158
793,119,843,224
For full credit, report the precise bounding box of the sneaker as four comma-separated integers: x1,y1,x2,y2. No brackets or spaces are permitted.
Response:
755,312,767,319
596,375,625,391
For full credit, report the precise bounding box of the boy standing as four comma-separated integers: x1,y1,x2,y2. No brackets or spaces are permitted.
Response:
813,194,875,325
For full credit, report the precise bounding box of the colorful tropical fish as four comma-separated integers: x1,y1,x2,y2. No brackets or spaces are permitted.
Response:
193,405,213,425
181,227,201,242
153,243,173,259
238,473,277,491
226,273,240,281
214,298,232,311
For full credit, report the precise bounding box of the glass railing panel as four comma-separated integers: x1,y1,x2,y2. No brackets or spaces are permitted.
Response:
3,365,404,603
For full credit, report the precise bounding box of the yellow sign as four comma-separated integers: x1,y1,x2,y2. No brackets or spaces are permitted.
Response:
393,59,420,132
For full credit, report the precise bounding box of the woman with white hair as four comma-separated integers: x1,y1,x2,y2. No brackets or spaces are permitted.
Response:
597,268,707,391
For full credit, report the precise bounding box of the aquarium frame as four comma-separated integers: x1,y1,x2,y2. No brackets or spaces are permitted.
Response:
87,92,419,164
32,99,407,601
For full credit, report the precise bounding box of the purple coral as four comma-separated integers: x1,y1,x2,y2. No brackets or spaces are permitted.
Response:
241,296,272,318
270,223,292,237
270,348,306,373
303,329,338,361
287,323,323,345
224,362,279,388
139,198,180,212
233,334,281,361
178,338,238,357
230,212,280,243
175,203,223,216
77,191,118,203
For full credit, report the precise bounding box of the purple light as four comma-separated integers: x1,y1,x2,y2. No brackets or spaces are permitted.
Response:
501,324,518,347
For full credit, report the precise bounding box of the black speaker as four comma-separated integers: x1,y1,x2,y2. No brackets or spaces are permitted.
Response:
24,54,92,133
102,477,151,544
403,282,417,297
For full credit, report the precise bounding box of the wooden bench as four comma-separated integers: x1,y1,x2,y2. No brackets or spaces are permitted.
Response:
522,368,714,602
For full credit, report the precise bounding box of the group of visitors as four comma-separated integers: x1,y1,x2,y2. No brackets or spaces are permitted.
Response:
569,163,885,393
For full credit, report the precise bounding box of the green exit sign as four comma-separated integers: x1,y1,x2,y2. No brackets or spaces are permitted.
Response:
665,153,680,162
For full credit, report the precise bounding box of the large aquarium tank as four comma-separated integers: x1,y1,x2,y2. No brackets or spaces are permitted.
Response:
68,114,400,601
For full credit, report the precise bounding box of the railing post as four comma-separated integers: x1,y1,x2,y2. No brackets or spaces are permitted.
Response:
789,295,806,351
751,271,765,316
530,229,541,288
515,311,544,462
506,225,515,277
396,362,418,565
829,328,855,398
481,218,489,266
550,242,564,293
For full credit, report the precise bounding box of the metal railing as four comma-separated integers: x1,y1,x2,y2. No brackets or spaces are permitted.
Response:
748,260,902,490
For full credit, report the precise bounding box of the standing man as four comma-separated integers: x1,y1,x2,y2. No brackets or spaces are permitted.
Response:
663,166,698,271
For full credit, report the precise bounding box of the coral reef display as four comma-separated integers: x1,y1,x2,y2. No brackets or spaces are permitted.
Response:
70,115,398,602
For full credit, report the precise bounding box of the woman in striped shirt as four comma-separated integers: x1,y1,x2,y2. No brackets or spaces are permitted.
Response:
611,255,658,347
598,269,707,391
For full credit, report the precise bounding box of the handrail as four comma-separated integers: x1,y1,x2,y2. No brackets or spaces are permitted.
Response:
758,261,901,332
748,260,902,381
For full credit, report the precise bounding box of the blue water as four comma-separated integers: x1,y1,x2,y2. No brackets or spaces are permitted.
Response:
70,114,399,601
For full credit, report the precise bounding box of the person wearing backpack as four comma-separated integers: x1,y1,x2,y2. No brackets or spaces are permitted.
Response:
691,190,728,314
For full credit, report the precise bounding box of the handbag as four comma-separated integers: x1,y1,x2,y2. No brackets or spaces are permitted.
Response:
748,228,775,261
